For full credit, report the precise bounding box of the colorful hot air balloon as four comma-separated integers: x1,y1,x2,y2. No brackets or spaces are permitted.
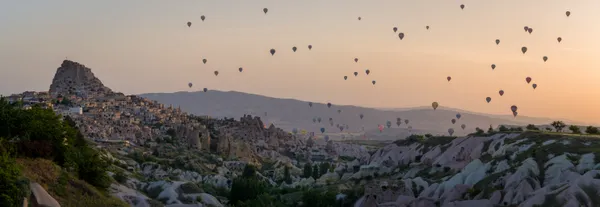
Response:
524,26,529,32
499,90,504,96
451,119,456,124
461,124,466,130
511,105,518,112
495,39,500,45
447,76,452,82
405,119,409,125
393,27,398,33
491,64,496,70
521,47,528,54
320,128,325,133
327,103,332,108
270,49,276,56
432,102,439,110
543,56,548,62
325,135,330,142
396,121,401,127
203,88,208,92
486,97,492,103
292,46,297,52
214,71,219,76
372,80,376,85
239,67,243,72
513,111,518,117
188,82,193,88
317,117,322,123
557,37,562,43
344,76,348,80
532,83,537,89
312,117,316,123
526,77,532,84
386,121,392,128
354,58,359,63
566,11,570,17
187,22,192,27
339,126,344,132
460,4,465,10
527,28,533,34
263,8,268,14
378,125,384,132
354,72,358,76
308,45,313,50
398,33,405,40
365,69,370,75
359,114,364,119
456,113,462,119
202,59,207,64
448,128,455,136
308,102,313,107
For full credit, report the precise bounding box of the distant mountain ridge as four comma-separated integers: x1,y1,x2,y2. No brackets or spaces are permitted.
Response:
139,90,572,139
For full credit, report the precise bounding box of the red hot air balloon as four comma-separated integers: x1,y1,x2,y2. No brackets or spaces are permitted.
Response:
354,58,358,63
526,77,532,84
378,125,384,132
557,37,562,43
524,26,529,32
527,28,533,34
447,76,452,82
499,90,504,96
398,33,405,40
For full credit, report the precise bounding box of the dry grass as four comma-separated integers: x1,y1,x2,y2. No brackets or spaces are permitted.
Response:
16,158,60,189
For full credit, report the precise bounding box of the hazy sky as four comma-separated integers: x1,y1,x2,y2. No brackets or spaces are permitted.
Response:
1,0,599,124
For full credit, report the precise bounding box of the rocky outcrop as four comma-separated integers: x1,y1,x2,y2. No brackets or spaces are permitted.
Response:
49,60,113,98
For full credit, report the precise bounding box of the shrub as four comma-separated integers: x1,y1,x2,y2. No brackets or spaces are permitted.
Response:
0,150,27,207
113,171,128,184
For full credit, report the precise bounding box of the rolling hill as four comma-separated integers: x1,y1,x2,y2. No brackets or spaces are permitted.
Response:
140,90,562,139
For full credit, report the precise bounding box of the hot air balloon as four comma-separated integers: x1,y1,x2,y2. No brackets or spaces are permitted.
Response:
365,69,370,75
203,88,208,92
187,22,192,27
448,128,455,136
339,126,344,132
270,49,276,56
308,45,312,50
521,47,528,54
359,114,364,119
378,125,384,132
398,33,405,40
325,135,330,142
354,72,358,76
495,39,500,45
527,28,533,34
320,128,325,133
214,71,219,76
396,118,401,122
239,67,243,72
292,46,297,52
566,11,570,17
511,105,518,112
499,90,504,96
460,4,465,10
327,103,332,108
386,121,392,128
526,77,532,84
203,59,207,64
308,102,313,107
318,117,322,123
329,117,333,122
201,15,206,21
432,102,439,110
426,26,430,30
354,58,359,63
312,117,316,123
491,64,496,70
344,76,348,80
450,119,456,124
543,56,548,62
372,80,376,85
263,8,268,14
396,121,401,127
456,113,462,119
393,27,398,33
524,26,529,32
292,128,298,135
486,97,492,103
447,76,451,82
337,109,342,113
358,17,362,20
461,124,466,130
188,83,193,88
405,119,409,125
557,37,562,43
532,83,537,89
513,111,518,117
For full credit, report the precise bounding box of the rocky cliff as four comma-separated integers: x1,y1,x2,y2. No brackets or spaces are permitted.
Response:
49,60,113,98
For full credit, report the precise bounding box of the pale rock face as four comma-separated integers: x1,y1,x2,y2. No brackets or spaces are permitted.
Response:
432,136,490,170
493,160,510,173
576,153,595,173
544,154,576,187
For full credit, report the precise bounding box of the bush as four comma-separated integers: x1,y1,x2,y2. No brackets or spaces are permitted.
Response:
586,126,599,134
229,177,269,205
0,150,28,207
113,171,128,184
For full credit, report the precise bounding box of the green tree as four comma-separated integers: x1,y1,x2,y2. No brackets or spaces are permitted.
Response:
229,177,269,205
301,189,337,207
498,125,509,132
312,164,319,179
487,125,494,133
586,126,599,134
242,164,257,178
474,127,485,135
283,165,292,184
319,162,330,177
526,124,539,131
551,121,566,132
303,163,312,178
569,125,581,134
0,147,28,207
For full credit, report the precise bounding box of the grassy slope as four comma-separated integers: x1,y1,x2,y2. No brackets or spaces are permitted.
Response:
17,158,128,207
